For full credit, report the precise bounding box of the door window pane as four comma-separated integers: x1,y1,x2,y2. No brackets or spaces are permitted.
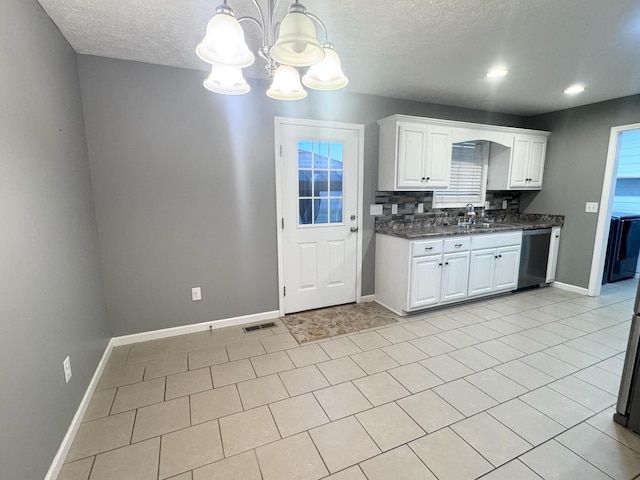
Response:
330,198,343,223
298,140,344,225
330,171,343,195
299,199,313,225
298,170,312,196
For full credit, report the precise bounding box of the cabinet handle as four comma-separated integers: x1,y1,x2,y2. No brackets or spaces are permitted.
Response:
498,254,502,258
555,235,560,238
425,246,433,250
438,263,443,267
426,177,430,181
421,177,426,181
494,255,498,259
455,243,462,247
445,262,449,265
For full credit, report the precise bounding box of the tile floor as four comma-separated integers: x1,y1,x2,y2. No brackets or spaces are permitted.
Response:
58,279,640,480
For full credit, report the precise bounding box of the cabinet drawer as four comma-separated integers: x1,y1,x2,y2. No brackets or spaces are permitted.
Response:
443,237,470,253
471,231,522,250
412,239,443,257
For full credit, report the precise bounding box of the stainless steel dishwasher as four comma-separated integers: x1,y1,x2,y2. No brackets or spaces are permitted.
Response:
517,228,552,289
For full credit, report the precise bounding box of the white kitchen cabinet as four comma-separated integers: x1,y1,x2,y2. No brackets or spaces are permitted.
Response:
409,255,442,309
468,248,497,297
508,135,547,189
546,226,561,283
488,135,547,190
378,114,550,193
493,245,521,291
375,234,472,315
378,118,452,190
441,251,471,302
468,232,522,298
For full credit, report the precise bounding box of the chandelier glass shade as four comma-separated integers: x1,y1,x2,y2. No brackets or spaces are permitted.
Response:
196,12,255,67
196,0,347,100
302,45,348,90
266,65,307,100
203,65,251,94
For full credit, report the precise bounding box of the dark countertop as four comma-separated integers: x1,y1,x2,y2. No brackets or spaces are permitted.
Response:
376,213,564,240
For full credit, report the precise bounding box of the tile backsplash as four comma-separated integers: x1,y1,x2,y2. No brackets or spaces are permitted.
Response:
374,191,521,221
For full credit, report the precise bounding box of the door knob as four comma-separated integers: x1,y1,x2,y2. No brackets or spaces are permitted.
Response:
350,226,358,233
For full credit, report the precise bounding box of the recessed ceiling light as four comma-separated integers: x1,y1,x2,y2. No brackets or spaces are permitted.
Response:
564,84,586,95
486,68,509,78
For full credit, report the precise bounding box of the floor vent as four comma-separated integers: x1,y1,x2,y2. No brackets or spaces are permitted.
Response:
243,322,276,333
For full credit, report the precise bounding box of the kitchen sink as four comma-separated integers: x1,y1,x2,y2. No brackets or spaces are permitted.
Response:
457,222,493,229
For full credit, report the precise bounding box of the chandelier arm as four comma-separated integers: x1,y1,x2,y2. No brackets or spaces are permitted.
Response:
237,15,264,34
239,0,267,46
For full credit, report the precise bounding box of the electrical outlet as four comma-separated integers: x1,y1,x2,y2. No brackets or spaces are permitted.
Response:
502,199,508,209
63,356,72,383
391,204,398,214
585,202,599,213
191,287,202,301
416,203,424,213
369,204,383,216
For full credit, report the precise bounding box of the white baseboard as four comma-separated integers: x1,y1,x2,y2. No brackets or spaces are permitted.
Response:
374,299,405,317
111,310,281,347
45,338,115,480
46,309,280,478
552,281,589,295
360,294,376,303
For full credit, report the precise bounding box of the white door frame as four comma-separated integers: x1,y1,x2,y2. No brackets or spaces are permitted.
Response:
274,117,365,316
587,122,640,296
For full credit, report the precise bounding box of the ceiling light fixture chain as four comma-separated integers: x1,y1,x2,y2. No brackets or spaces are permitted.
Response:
196,0,348,99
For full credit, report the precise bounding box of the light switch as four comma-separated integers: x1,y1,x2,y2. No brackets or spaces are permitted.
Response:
416,203,424,213
585,202,599,213
391,204,398,214
370,204,383,216
192,287,202,301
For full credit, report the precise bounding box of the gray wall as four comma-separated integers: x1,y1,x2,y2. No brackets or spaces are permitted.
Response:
77,55,525,336
522,95,640,288
0,1,110,478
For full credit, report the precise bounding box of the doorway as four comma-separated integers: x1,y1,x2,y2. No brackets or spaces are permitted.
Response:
588,123,640,296
275,118,364,315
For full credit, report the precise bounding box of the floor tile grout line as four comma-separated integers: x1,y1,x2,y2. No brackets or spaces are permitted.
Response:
553,424,636,478
70,283,638,477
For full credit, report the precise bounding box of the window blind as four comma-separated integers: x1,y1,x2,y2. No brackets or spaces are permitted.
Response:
433,141,487,208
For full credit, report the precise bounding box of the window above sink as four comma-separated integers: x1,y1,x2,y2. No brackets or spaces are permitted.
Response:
432,140,489,209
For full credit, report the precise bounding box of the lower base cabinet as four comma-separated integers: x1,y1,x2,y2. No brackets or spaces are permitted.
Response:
468,245,520,297
409,250,470,309
375,230,522,316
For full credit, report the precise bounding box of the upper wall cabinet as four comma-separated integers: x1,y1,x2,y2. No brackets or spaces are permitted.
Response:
378,118,452,190
377,115,550,192
488,135,548,190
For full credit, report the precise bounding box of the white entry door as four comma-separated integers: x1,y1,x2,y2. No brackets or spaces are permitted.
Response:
277,120,362,314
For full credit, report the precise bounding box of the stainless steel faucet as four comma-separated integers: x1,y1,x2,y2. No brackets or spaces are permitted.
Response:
465,203,476,224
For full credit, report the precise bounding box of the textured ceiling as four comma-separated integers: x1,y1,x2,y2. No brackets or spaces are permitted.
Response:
37,0,640,115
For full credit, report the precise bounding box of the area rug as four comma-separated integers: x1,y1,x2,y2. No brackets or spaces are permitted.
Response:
281,302,399,344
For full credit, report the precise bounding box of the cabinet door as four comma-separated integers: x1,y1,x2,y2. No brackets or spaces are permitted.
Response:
546,226,561,282
494,245,521,291
527,137,547,188
397,124,428,189
409,255,442,309
468,248,496,297
424,128,452,188
509,136,530,188
441,251,470,303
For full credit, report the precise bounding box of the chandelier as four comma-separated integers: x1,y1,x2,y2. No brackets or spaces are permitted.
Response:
196,0,348,100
